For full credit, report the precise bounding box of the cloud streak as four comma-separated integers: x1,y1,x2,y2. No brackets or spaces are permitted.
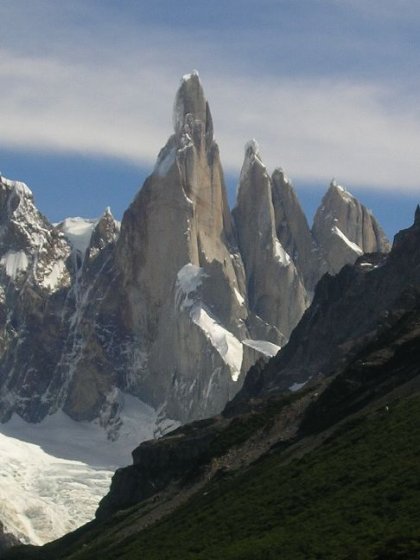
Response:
0,1,419,193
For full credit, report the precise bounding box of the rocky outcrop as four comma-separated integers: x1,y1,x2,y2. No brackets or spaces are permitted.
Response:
271,168,325,292
0,172,123,424
6,301,420,559
97,71,252,423
233,142,308,342
0,176,73,422
96,417,221,519
312,180,390,275
233,208,420,404
0,521,20,555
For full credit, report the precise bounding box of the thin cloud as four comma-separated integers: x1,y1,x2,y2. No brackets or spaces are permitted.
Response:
0,1,419,193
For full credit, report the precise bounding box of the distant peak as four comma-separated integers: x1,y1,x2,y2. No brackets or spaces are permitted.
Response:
244,139,260,159
272,167,291,186
239,140,266,181
103,206,113,218
182,69,200,82
326,179,355,203
329,178,346,193
0,174,33,199
173,70,212,141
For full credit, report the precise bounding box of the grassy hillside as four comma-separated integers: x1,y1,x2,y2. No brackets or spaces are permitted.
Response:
16,392,418,560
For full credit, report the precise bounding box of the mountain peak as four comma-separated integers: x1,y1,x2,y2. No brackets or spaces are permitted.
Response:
327,179,354,203
182,69,200,82
173,70,213,144
272,167,291,186
313,180,390,275
240,140,266,180
0,175,33,205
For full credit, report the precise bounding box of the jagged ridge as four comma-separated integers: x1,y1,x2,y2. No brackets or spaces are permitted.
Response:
0,73,390,436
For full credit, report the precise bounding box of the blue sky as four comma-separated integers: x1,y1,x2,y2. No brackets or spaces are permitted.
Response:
0,0,419,238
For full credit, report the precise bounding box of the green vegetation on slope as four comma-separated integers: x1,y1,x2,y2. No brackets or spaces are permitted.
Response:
43,394,420,560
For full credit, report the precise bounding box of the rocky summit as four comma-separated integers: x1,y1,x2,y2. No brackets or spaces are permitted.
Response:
0,73,390,438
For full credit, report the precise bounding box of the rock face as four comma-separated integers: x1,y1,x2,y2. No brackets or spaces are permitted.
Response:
233,208,420,404
109,71,250,422
0,520,20,554
313,181,390,275
0,174,121,423
271,168,324,293
0,73,390,437
233,141,308,342
0,176,72,422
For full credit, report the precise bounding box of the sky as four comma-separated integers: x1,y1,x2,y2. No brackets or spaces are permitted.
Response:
0,0,419,239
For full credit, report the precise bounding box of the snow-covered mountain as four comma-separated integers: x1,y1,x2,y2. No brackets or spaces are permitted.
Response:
0,72,390,546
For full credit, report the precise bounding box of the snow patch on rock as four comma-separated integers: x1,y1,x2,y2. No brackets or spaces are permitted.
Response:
274,239,292,266
289,381,307,392
59,217,97,255
175,263,208,310
241,139,266,180
191,305,243,381
0,250,29,279
1,176,33,200
234,287,245,306
40,259,67,291
332,225,363,255
330,180,355,204
182,69,200,82
242,339,281,357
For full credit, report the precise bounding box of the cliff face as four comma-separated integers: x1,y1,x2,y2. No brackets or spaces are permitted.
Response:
312,181,390,275
0,176,73,422
108,71,250,422
233,141,308,343
233,209,420,405
0,73,390,438
16,212,417,560
0,74,264,430
271,168,325,293
96,208,420,526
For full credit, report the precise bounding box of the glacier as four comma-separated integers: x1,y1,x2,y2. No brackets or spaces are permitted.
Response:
0,394,179,546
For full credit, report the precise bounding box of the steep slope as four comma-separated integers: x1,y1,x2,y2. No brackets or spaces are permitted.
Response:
0,73,395,552
51,398,420,560
313,180,390,275
0,75,391,432
0,188,122,426
233,142,308,342
0,523,20,556
9,265,420,559
0,176,73,422
271,168,325,292
110,71,251,423
232,208,419,404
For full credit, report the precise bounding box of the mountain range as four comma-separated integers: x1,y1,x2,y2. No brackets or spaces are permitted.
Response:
0,72,389,432
0,72,408,553
4,186,420,560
